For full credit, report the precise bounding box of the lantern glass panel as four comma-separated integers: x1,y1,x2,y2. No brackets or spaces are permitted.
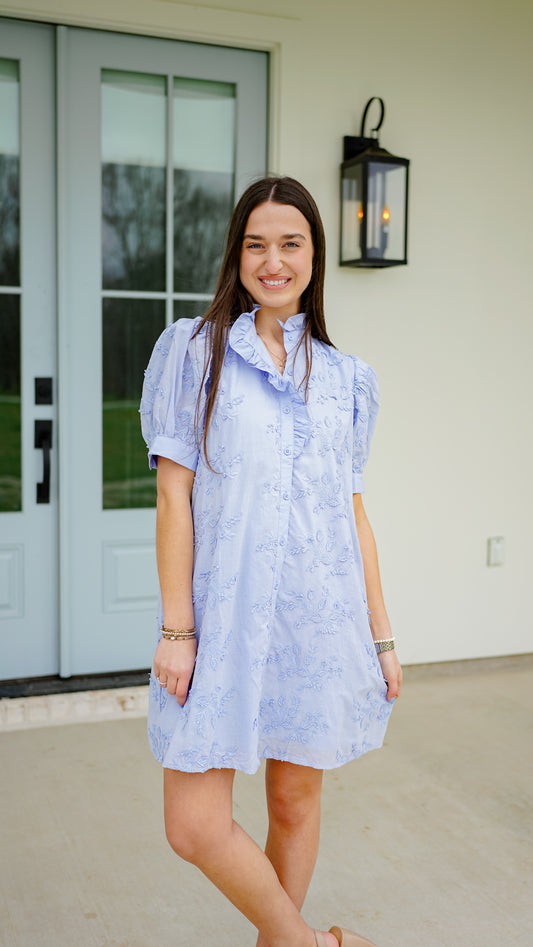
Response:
367,160,407,261
341,163,363,263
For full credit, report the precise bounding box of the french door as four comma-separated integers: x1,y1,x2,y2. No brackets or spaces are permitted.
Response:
0,18,267,679
0,21,57,679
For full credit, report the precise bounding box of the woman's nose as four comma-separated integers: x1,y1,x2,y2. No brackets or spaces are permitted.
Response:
264,248,283,273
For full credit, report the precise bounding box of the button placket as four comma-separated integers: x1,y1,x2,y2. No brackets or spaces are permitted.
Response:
269,391,293,623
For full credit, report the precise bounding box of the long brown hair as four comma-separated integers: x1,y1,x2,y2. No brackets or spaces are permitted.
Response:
192,176,334,463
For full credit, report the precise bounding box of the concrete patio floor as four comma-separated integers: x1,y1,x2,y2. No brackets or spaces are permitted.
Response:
1,657,532,947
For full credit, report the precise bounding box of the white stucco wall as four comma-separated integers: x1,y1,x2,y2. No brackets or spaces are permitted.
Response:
2,0,532,664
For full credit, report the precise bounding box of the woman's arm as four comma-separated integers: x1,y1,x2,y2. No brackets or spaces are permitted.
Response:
352,493,402,702
153,457,197,705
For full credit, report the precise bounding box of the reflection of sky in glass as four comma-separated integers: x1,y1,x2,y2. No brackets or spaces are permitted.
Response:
173,78,235,173
173,79,236,294
0,60,20,287
101,70,166,166
101,70,166,292
0,60,19,156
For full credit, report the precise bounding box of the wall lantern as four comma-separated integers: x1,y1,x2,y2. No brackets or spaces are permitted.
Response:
340,97,410,268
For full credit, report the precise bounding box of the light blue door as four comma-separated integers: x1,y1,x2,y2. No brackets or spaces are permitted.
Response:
0,20,58,680
59,28,268,675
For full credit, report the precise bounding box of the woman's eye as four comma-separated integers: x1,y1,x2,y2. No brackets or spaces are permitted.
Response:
246,242,263,250
284,241,299,248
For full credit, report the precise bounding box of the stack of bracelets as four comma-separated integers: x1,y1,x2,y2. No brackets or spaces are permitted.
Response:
161,625,196,641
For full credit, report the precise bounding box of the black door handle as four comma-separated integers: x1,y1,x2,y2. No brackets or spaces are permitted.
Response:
34,420,52,504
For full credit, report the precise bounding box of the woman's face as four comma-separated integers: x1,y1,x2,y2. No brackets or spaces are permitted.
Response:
239,201,313,321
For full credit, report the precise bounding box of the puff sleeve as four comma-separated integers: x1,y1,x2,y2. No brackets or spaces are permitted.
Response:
350,355,380,493
140,318,203,472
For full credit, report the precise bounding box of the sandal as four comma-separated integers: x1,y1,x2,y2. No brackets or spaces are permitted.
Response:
315,928,378,947
329,926,378,947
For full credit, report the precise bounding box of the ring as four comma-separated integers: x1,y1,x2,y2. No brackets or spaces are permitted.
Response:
160,681,167,688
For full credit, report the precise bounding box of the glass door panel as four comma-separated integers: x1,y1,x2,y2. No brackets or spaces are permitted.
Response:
0,59,21,513
101,72,241,511
101,70,168,510
102,297,165,509
0,59,20,286
0,295,21,513
102,71,167,292
173,78,236,297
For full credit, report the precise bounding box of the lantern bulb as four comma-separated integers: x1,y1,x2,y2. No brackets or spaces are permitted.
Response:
382,205,391,222
358,204,364,220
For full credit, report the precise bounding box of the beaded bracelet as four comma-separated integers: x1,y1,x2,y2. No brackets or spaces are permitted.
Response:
161,625,196,641
374,637,395,654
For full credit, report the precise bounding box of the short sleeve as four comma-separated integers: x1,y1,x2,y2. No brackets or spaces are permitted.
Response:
351,356,380,493
140,318,203,472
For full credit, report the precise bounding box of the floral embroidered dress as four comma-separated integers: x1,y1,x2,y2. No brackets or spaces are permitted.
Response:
140,306,392,774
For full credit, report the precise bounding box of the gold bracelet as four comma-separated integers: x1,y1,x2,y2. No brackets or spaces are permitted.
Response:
161,625,196,641
374,638,395,653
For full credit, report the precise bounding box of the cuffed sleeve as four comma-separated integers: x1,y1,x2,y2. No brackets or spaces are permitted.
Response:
351,356,380,493
140,318,203,472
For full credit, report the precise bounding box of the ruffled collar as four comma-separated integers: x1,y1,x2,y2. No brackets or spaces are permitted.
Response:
228,306,310,457
228,305,307,392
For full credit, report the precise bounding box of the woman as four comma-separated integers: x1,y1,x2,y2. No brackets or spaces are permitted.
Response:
140,176,402,947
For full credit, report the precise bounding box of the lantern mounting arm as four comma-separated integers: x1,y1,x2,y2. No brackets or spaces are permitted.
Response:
359,96,385,139
344,96,386,162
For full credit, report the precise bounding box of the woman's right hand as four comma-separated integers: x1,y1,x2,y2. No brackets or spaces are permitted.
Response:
153,636,197,706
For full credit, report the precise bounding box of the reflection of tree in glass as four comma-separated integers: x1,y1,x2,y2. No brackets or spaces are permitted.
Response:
0,156,20,286
102,298,164,400
174,169,233,294
101,298,164,509
102,163,166,291
0,297,19,394
0,297,21,512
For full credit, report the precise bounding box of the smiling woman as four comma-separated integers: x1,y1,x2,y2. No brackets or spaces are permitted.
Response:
140,175,401,947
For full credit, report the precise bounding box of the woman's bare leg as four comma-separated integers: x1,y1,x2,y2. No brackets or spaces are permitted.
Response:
256,761,336,947
264,760,323,909
164,766,326,947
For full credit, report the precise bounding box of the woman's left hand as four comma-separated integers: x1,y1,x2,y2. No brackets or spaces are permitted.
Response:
378,650,402,702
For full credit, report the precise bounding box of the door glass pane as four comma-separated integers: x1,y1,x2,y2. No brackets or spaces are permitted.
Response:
173,78,236,294
102,298,165,509
101,70,166,291
174,299,209,321
0,59,20,286
0,295,21,512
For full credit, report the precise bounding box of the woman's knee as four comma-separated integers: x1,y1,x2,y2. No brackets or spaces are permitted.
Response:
164,809,201,862
265,761,323,829
163,768,234,864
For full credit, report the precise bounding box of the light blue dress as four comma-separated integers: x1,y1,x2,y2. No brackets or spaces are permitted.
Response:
140,306,392,774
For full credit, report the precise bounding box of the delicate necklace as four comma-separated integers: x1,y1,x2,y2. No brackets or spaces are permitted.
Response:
257,333,287,373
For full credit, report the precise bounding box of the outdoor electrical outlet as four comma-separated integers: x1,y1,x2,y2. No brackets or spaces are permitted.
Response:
487,537,505,567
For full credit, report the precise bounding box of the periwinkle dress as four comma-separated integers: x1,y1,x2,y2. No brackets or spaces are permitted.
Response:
140,305,392,774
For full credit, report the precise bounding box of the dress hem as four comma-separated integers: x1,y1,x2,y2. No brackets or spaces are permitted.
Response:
153,735,390,776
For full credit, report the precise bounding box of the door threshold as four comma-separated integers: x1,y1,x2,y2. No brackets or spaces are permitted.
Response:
0,669,150,699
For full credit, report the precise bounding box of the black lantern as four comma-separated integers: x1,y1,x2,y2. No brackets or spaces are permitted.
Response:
340,97,410,268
